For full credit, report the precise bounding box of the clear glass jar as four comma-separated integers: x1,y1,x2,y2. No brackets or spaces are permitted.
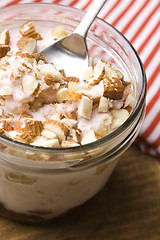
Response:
0,3,146,223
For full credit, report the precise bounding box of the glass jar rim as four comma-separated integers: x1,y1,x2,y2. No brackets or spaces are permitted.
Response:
0,3,147,156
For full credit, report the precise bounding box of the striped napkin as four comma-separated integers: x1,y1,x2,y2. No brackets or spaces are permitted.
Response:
0,0,159,156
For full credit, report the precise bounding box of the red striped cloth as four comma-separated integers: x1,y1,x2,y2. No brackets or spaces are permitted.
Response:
0,0,159,156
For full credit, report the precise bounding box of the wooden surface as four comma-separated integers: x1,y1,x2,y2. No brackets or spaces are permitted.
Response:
0,144,160,240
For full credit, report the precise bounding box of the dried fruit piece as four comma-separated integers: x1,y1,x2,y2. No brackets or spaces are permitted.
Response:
78,95,93,120
103,77,125,100
19,20,42,40
0,30,10,45
81,130,98,145
0,44,10,58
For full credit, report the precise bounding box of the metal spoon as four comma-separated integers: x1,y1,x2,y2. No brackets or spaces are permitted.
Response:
40,0,107,79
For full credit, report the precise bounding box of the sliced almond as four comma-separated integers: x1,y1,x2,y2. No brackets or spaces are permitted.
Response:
0,30,10,45
22,75,39,95
31,136,60,148
78,95,93,120
19,20,42,40
0,86,13,96
81,130,98,145
61,140,80,147
0,44,10,58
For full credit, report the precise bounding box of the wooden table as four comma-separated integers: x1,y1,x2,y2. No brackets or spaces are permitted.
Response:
0,144,160,240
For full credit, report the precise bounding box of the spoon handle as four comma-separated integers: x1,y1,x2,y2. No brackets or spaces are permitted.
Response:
74,0,107,38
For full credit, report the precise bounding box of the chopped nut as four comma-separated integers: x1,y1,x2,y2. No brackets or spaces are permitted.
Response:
66,76,80,83
60,118,77,128
31,121,43,136
56,88,68,103
17,132,34,144
3,120,13,131
43,119,69,142
61,140,80,147
81,130,98,145
17,36,36,54
124,93,134,108
59,69,67,81
19,20,42,40
0,86,13,96
0,108,4,116
103,77,125,100
39,64,62,82
22,75,39,95
0,30,10,45
83,66,94,80
98,97,110,113
41,129,57,139
89,66,105,86
20,112,33,119
51,26,68,38
78,95,93,120
31,136,60,148
17,37,37,54
111,109,129,128
44,74,55,86
0,44,10,58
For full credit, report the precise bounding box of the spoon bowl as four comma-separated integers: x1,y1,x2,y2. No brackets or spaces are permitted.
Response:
40,0,107,78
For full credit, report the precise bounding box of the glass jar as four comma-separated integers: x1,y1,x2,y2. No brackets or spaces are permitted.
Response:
0,3,146,223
